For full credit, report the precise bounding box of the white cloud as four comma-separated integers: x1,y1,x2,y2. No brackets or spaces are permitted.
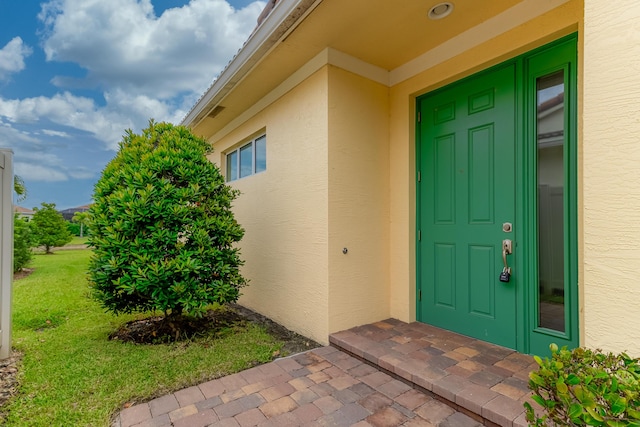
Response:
0,37,33,80
0,120,40,152
42,129,71,137
0,0,264,152
14,163,68,182
0,93,130,148
0,89,194,150
0,118,98,183
39,0,265,98
0,127,66,182
67,167,95,179
2,0,265,188
2,130,100,182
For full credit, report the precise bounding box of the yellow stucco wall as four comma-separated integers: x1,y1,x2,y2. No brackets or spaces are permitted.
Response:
209,68,331,344
327,65,391,333
207,62,394,343
387,0,582,326
582,0,640,354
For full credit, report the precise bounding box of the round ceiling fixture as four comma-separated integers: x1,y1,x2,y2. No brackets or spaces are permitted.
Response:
428,2,454,20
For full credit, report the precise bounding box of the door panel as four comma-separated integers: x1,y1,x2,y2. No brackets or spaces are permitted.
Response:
418,64,517,349
468,245,495,316
434,134,455,223
469,124,495,223
434,244,455,307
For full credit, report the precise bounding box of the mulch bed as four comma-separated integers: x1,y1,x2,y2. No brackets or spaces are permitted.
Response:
0,353,21,411
12,268,33,281
109,304,320,356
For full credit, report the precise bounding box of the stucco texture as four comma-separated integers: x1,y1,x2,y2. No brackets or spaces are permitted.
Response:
582,0,640,354
327,65,390,333
216,65,394,344
211,68,331,344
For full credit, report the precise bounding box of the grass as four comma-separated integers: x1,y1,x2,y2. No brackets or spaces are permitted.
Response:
66,236,89,246
6,250,283,426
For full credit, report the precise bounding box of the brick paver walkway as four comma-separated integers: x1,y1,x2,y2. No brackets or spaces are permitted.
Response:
114,346,481,427
114,319,540,427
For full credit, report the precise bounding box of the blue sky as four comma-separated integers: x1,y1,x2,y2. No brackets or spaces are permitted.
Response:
0,0,265,210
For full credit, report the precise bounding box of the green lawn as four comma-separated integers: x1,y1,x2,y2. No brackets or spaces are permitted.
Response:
66,236,89,246
6,250,282,426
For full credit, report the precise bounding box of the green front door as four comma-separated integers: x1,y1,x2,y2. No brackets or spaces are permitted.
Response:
416,35,579,355
417,64,518,349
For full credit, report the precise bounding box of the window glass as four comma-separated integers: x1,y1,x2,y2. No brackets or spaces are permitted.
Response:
239,143,253,178
226,150,237,181
226,134,266,181
255,135,266,173
536,70,565,332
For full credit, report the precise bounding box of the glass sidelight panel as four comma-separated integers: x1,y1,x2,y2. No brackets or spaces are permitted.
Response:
536,71,565,332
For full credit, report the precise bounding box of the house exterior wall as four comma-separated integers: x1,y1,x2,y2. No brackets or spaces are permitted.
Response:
208,67,331,344
208,64,393,343
386,0,582,327
197,0,640,355
582,0,640,353
327,65,391,333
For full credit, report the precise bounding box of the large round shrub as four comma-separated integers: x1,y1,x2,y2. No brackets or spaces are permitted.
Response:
89,121,246,317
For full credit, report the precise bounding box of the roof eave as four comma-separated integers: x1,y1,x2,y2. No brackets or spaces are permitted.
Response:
181,0,320,129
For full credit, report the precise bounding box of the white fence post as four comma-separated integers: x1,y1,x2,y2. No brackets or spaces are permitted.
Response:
0,149,13,359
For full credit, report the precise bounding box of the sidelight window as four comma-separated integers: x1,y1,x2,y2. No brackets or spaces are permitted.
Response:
536,70,566,333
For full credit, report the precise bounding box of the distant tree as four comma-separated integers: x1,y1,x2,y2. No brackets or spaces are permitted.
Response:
13,175,33,271
72,211,91,237
14,175,26,202
30,202,73,254
13,214,34,272
89,121,247,321
66,221,80,236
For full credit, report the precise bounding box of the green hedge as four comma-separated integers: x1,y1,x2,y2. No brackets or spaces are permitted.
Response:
526,344,640,426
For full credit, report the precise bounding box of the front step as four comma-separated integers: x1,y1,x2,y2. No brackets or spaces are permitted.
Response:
329,320,537,427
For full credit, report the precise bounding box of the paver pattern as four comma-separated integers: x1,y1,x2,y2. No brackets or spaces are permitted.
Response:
115,345,480,427
330,320,539,427
114,319,540,427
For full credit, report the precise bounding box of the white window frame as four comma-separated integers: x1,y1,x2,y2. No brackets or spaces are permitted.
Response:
226,134,266,182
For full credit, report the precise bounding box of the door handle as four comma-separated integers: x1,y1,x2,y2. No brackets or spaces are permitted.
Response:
502,239,512,269
500,239,512,282
503,239,512,256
